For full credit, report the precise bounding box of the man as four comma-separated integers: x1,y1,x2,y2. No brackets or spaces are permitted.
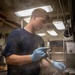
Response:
2,8,66,75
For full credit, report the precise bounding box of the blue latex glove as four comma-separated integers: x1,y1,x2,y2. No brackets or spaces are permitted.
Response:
52,61,66,71
31,47,48,62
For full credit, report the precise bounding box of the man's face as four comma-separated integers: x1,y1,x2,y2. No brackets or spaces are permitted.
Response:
33,17,46,31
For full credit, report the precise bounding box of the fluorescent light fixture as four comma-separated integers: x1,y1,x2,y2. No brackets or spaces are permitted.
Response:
24,17,30,23
53,21,65,30
15,5,53,17
37,33,46,36
47,30,58,36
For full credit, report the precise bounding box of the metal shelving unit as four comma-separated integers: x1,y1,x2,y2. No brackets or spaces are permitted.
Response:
63,38,75,75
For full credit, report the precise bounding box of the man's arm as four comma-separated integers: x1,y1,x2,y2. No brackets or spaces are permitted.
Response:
6,54,32,65
40,59,51,68
6,47,49,66
40,58,66,72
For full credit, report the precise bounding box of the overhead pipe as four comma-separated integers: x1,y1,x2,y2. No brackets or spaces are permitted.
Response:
0,14,20,28
58,0,67,24
59,0,72,38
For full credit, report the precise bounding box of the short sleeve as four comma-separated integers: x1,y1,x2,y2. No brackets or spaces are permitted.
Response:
2,29,20,57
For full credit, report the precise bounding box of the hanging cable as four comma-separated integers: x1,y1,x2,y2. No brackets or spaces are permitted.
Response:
58,0,67,24
59,0,72,37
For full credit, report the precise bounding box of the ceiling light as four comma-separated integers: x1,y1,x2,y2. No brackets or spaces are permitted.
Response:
24,17,30,23
47,30,58,36
15,5,53,17
53,21,65,30
37,33,46,36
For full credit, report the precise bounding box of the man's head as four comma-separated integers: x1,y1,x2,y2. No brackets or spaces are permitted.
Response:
31,8,49,21
30,8,49,31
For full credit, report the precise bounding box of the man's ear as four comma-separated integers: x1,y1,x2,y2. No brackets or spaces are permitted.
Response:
33,15,37,20
30,16,36,22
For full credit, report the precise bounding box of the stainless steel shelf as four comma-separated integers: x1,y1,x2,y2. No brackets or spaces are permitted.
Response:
49,52,66,54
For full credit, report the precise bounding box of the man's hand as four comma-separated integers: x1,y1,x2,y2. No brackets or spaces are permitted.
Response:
31,47,48,62
52,61,66,71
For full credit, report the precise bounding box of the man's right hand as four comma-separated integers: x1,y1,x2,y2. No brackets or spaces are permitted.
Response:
31,47,48,62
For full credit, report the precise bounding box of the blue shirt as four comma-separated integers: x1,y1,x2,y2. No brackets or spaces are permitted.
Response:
2,28,44,75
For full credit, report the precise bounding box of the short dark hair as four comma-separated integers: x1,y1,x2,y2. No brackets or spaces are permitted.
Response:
31,8,49,21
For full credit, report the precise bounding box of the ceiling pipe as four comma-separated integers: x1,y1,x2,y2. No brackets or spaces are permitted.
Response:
58,0,67,24
59,0,72,38
0,14,20,28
